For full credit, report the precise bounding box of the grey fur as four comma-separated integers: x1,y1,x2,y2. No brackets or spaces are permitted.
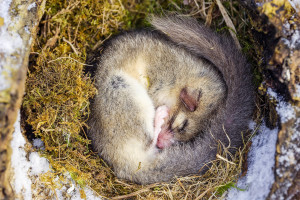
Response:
87,16,254,184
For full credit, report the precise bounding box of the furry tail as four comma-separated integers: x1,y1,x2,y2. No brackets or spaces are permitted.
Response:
131,16,254,184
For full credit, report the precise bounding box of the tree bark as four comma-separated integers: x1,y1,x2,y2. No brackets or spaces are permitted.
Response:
0,0,45,199
241,0,300,199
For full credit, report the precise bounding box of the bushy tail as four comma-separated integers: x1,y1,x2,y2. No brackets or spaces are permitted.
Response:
132,16,254,184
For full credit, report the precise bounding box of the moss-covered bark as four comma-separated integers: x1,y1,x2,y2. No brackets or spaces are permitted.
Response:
241,0,300,199
0,0,45,199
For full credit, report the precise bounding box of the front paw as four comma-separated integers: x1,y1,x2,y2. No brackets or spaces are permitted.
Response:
156,125,174,149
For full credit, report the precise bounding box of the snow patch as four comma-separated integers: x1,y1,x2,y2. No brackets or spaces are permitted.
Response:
11,114,50,199
0,0,23,91
0,0,23,55
55,179,101,200
267,88,296,123
294,84,300,98
28,2,36,10
248,120,256,130
24,25,30,34
84,188,101,200
11,113,32,200
226,122,278,200
29,152,49,176
33,138,45,150
289,0,300,12
255,2,264,7
290,29,300,49
10,113,101,199
228,88,298,199
281,16,300,51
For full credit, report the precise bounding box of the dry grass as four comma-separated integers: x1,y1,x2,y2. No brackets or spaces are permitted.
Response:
21,0,263,199
108,142,249,200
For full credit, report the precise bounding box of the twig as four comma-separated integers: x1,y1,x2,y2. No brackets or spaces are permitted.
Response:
43,26,60,50
92,33,112,51
195,188,211,200
205,3,215,26
63,37,79,56
216,154,236,165
193,0,200,9
73,18,82,43
177,178,188,195
110,188,150,200
114,179,132,187
110,183,158,199
215,0,241,49
48,56,92,66
222,124,231,148
117,0,125,10
51,1,80,19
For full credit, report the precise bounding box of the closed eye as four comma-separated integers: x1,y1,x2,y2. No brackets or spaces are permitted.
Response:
178,119,188,133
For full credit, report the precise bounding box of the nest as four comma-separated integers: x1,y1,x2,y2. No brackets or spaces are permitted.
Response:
22,0,265,199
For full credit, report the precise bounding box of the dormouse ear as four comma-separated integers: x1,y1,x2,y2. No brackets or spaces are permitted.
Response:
180,88,201,112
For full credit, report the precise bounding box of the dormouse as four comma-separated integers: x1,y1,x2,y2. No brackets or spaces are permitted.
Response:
87,16,254,184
